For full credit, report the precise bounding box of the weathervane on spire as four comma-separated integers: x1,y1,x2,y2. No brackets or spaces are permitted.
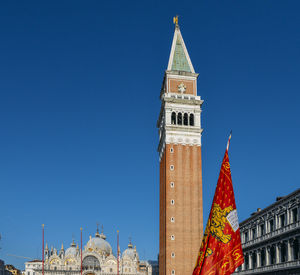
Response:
173,15,179,27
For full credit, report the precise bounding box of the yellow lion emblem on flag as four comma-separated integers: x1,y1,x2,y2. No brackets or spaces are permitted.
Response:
208,203,233,244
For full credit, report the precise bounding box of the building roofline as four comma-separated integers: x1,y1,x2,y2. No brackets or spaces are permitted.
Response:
240,188,300,226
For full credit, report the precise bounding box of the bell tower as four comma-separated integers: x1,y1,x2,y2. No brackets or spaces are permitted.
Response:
157,20,203,275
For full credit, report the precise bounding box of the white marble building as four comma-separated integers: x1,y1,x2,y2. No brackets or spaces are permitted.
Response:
234,188,300,274
25,229,151,275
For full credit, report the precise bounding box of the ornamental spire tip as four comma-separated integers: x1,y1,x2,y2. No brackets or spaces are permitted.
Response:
173,15,179,28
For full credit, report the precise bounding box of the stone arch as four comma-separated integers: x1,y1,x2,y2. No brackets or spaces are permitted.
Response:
171,112,176,125
83,255,101,271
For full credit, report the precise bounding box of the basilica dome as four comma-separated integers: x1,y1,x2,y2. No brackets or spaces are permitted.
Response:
122,241,138,260
86,230,112,255
65,240,77,257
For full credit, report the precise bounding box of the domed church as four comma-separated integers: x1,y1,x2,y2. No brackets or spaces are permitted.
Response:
25,228,152,275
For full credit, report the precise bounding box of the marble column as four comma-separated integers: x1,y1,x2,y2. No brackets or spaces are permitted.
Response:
266,246,270,265
276,243,280,263
256,250,260,268
249,253,252,269
288,239,293,261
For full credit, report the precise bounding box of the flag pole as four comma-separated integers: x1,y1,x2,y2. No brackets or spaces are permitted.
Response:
42,224,44,275
80,228,83,275
117,230,119,275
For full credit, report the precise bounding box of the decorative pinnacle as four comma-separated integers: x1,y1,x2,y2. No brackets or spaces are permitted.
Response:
128,237,133,248
173,15,179,27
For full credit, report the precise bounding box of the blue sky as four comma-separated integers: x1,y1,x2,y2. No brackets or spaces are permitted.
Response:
1,0,300,269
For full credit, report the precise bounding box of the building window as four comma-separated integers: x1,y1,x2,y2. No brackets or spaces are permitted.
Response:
245,254,249,269
171,252,175,258
280,243,287,262
293,239,299,260
171,199,175,205
171,217,175,222
170,165,174,171
269,219,274,232
170,182,174,188
252,252,256,268
171,112,176,125
189,114,194,126
170,147,174,153
172,270,175,275
270,246,275,264
280,214,285,227
260,224,265,236
261,249,266,266
183,113,188,125
252,228,256,239
177,113,182,125
292,208,298,223
110,268,113,272
244,231,248,243
171,235,175,240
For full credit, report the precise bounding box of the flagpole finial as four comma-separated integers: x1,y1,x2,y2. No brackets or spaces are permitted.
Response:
226,130,232,151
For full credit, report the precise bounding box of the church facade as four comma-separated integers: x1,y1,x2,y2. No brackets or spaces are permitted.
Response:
157,20,204,275
25,229,152,275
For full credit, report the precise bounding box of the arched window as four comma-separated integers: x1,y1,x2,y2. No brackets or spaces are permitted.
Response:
183,113,188,125
171,112,176,125
189,114,194,126
177,113,182,125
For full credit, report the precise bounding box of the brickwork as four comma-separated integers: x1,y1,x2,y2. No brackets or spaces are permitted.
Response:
160,144,203,275
168,79,196,95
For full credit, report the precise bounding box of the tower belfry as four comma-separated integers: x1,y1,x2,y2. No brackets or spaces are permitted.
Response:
157,20,204,275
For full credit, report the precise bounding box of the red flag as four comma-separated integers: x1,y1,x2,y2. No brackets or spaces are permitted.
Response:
193,135,244,275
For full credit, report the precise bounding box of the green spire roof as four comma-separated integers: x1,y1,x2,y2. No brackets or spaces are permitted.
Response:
167,26,195,73
171,36,191,72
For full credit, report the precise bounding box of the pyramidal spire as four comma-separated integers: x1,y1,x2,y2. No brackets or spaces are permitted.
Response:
167,18,195,73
